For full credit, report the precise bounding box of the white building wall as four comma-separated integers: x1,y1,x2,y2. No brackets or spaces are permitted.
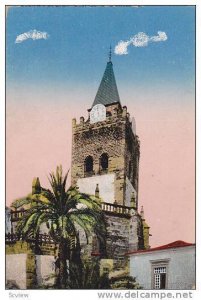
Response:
6,254,27,289
36,255,55,286
77,173,115,203
129,246,195,289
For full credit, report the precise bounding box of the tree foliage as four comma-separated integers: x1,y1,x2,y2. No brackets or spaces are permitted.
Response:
14,165,106,288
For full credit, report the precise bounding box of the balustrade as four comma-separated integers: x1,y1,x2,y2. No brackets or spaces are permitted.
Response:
5,232,54,244
101,202,131,215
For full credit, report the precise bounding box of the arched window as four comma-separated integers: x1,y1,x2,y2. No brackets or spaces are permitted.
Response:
85,156,93,173
100,153,109,171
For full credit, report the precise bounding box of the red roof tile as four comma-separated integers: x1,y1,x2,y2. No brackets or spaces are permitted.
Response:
126,240,195,255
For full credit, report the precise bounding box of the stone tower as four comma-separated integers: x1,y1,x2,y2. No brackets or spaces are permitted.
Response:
71,53,150,271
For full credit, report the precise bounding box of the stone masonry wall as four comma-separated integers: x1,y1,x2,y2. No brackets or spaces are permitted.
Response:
72,111,140,206
71,116,126,205
125,122,140,209
104,211,144,270
105,214,130,270
71,105,145,270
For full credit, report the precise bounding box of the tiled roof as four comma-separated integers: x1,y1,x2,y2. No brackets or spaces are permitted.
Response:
92,61,121,107
126,240,195,255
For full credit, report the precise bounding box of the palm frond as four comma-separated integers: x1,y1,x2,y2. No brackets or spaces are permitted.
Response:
14,165,107,289
17,212,41,236
31,194,52,205
70,193,101,210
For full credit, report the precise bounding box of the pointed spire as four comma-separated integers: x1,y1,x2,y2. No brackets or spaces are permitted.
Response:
92,49,121,107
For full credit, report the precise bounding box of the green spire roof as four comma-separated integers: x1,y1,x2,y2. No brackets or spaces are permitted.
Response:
92,61,121,107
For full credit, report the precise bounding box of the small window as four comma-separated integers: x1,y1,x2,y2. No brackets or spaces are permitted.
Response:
151,260,169,289
100,153,108,171
85,156,93,173
154,267,167,289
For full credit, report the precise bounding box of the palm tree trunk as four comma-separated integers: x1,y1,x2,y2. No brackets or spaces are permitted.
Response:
58,238,68,289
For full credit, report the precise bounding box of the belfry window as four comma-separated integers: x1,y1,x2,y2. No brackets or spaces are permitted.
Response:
100,153,109,171
85,156,93,173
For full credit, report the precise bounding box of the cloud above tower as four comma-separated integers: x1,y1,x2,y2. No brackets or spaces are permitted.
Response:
15,29,49,44
115,31,168,55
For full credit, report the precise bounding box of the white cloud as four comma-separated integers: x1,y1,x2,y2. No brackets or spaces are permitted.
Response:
114,40,131,55
15,29,49,44
150,31,168,42
131,32,149,47
115,31,168,55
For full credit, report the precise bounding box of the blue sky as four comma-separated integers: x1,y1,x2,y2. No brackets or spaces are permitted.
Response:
7,6,195,95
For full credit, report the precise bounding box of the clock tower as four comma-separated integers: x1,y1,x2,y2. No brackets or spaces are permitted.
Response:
71,53,150,270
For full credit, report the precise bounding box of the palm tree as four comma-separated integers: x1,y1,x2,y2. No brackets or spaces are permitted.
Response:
14,166,106,289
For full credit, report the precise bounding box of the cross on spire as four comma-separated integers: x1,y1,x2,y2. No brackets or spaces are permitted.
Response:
108,45,112,62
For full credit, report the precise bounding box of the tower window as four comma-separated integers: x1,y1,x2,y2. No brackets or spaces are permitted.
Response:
100,153,109,171
85,156,93,173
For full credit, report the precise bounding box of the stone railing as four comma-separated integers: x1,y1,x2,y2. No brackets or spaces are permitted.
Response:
5,233,55,244
36,233,55,244
6,233,22,243
101,202,131,215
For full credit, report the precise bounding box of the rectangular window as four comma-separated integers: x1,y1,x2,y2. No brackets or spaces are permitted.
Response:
151,259,169,289
154,267,166,289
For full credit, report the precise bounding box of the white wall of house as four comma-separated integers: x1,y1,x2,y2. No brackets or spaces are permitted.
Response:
77,173,115,203
36,255,55,287
6,254,27,289
129,246,195,289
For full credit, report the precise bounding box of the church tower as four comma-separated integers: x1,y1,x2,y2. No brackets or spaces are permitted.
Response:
71,51,149,270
